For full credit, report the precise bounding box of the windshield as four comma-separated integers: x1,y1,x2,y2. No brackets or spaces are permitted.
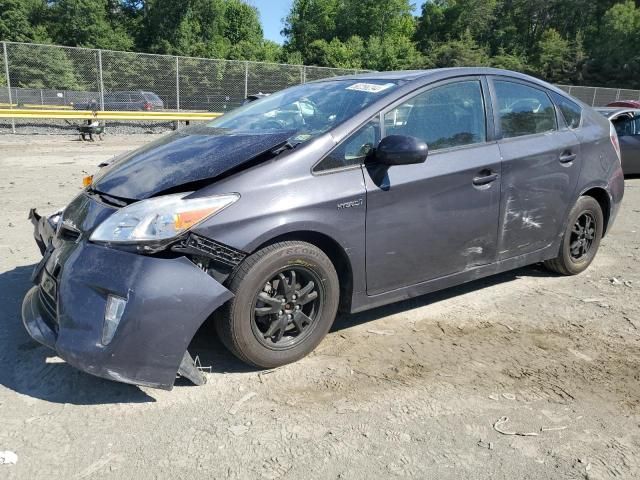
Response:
206,79,401,144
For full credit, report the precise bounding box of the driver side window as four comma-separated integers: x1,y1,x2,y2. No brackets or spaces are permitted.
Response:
314,119,380,172
383,80,487,151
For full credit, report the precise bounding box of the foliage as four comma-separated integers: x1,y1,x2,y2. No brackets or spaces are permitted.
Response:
0,0,639,88
48,0,134,50
283,0,420,70
6,43,82,89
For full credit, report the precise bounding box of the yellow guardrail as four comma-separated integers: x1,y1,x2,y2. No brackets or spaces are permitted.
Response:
0,108,222,121
0,103,74,109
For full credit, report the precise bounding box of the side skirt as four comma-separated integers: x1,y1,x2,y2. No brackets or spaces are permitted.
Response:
350,242,559,314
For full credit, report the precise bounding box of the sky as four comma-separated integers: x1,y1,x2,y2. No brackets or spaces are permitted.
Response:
252,0,427,44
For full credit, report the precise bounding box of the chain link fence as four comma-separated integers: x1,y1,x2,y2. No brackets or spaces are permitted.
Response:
555,84,640,106
1,41,639,134
0,41,363,114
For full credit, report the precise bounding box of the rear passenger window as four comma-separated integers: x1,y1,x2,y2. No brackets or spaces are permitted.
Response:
550,92,582,129
494,81,557,138
384,80,486,151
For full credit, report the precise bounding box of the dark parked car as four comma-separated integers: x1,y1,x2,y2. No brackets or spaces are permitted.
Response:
74,91,164,111
596,107,640,174
23,68,624,389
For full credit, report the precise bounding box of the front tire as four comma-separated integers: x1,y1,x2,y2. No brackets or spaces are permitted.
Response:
217,241,339,368
544,196,604,275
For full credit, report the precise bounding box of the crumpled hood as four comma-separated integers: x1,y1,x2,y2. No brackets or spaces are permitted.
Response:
92,127,294,200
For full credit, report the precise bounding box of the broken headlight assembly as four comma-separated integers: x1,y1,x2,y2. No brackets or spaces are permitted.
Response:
89,192,239,245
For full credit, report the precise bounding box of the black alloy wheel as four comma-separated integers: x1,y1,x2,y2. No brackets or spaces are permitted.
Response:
217,241,339,368
251,267,323,349
569,212,596,261
544,196,603,276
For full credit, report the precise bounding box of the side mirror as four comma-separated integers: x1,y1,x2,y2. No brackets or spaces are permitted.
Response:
374,135,428,166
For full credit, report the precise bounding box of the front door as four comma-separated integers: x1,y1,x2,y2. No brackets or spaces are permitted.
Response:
489,78,582,259
364,78,502,296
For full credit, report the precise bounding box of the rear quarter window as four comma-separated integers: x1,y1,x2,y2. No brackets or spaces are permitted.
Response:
550,92,582,129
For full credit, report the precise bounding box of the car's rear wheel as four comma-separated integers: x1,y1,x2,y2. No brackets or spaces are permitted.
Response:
217,241,339,368
544,196,604,275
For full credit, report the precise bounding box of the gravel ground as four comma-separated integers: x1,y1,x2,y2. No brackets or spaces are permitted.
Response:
0,119,206,136
0,135,639,480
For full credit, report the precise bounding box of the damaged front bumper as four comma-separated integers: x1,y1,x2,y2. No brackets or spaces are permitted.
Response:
28,208,62,255
22,194,234,390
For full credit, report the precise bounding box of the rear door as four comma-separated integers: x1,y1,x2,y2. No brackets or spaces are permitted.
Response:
364,77,502,295
488,77,582,259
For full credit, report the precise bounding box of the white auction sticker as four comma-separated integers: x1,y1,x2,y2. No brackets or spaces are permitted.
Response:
346,82,395,93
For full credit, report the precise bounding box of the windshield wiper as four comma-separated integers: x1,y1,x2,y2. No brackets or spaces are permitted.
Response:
87,189,130,208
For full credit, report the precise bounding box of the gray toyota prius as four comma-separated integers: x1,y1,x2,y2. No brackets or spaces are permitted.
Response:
23,68,624,389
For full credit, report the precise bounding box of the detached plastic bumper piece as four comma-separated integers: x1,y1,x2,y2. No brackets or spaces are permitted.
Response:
22,241,232,389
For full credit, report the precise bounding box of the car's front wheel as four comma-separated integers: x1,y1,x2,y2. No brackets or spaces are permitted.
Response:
217,241,339,368
544,196,604,275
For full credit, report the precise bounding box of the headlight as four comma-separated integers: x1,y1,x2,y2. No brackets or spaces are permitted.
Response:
90,192,239,243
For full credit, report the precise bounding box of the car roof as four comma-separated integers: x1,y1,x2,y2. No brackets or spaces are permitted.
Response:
607,100,640,107
316,67,572,100
322,67,549,83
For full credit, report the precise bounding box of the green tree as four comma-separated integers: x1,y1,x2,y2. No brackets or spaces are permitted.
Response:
142,0,265,60
588,0,640,88
336,0,415,43
0,0,49,43
223,0,264,46
415,0,498,50
427,30,490,68
282,0,339,59
6,43,81,89
48,0,134,50
0,0,37,42
306,36,364,69
533,29,574,83
282,0,417,70
365,35,423,70
490,49,527,72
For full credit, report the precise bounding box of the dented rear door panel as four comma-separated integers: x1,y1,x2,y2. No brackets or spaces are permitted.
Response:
496,129,581,259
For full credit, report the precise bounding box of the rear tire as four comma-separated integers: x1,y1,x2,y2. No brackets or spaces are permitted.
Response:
217,241,339,368
544,196,603,275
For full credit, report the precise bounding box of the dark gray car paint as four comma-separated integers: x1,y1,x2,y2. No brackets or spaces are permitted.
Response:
620,135,640,174
364,75,501,294
191,68,623,312
23,192,233,389
486,76,584,259
93,128,295,200
23,67,624,389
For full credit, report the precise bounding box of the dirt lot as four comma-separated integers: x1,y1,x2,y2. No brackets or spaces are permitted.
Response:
1,135,639,480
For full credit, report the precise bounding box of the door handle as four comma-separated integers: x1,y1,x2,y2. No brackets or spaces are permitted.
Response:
559,151,577,163
472,170,499,186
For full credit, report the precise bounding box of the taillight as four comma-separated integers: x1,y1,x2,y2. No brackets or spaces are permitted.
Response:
610,123,621,165
143,101,153,111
